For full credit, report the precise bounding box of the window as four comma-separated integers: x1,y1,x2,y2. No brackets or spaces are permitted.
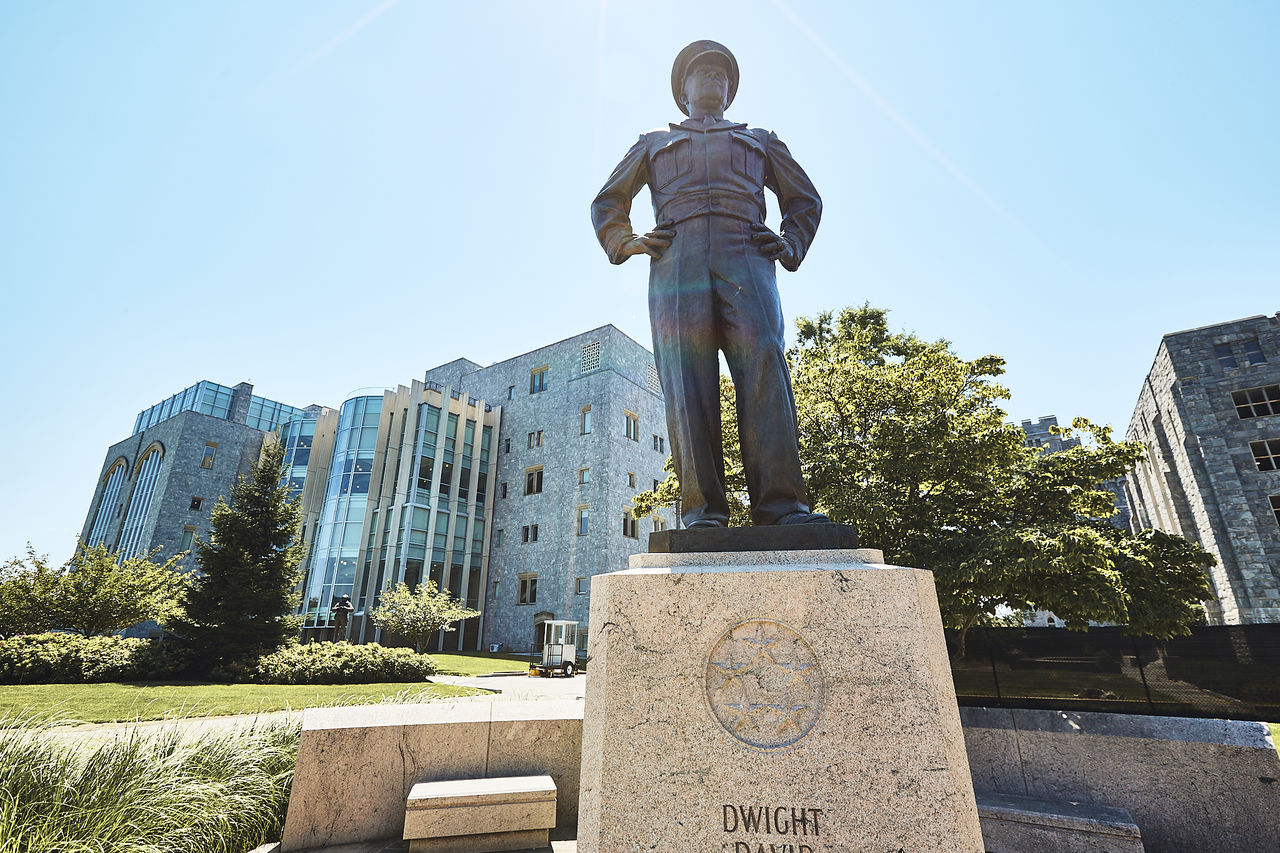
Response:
1271,496,1280,526
518,574,538,604
1251,439,1280,472
525,467,544,495
653,479,661,491
522,524,539,543
200,443,217,469
508,385,515,400
189,497,203,511
530,366,549,394
504,438,511,454
500,482,508,499
653,516,668,533
579,467,591,484
653,435,664,453
624,411,639,441
627,472,636,489
526,430,543,448
581,341,601,373
179,526,197,552
1215,343,1238,369
495,529,503,547
578,505,590,536
623,512,639,539
576,577,589,595
1244,337,1267,365
1233,385,1280,419
581,406,593,434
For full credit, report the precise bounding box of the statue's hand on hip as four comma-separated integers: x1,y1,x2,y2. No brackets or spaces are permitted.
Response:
621,222,675,260
751,223,799,271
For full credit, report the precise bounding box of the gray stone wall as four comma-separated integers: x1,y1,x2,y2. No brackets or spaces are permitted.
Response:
448,325,672,652
1125,313,1280,624
79,408,269,570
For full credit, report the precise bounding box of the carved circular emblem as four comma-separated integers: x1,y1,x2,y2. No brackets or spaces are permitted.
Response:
705,619,825,750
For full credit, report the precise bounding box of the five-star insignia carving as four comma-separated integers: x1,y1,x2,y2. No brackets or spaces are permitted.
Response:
706,620,825,749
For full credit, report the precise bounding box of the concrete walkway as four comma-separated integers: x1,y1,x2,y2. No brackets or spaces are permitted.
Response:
47,673,585,744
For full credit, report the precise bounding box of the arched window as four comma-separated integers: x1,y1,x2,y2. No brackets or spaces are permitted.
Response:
86,458,128,547
117,444,164,558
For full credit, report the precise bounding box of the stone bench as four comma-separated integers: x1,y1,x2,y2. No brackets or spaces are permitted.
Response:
977,792,1144,853
403,774,557,853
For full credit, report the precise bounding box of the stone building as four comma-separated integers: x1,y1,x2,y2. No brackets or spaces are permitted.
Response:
1124,313,1280,624
80,380,307,568
80,328,674,651
288,325,673,652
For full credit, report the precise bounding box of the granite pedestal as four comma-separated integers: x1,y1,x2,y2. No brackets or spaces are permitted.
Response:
577,546,983,853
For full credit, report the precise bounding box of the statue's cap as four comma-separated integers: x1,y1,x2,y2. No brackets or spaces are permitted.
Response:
671,40,739,116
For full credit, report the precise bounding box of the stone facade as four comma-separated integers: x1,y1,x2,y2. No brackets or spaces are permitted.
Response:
79,382,296,572
1125,313,1280,624
453,326,672,652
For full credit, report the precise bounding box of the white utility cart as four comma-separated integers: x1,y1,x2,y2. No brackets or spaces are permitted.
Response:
528,620,581,677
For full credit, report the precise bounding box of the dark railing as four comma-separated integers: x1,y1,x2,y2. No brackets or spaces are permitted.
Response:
947,624,1280,722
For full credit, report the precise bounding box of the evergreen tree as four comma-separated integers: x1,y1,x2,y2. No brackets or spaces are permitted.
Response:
173,442,303,674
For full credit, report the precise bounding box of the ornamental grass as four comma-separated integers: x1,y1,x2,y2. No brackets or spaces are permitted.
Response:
0,712,298,852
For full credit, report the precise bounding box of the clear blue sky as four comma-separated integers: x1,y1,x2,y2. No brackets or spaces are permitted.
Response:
2,1,1276,563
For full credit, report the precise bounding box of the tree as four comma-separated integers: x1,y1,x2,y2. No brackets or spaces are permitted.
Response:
634,305,1214,657
171,442,303,673
0,544,188,638
54,543,188,636
369,581,480,653
0,546,62,637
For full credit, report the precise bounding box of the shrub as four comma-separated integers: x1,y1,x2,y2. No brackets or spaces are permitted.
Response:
0,633,186,684
0,712,298,852
252,641,436,684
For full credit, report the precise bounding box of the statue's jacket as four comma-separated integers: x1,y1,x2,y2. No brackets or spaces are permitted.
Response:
591,117,821,273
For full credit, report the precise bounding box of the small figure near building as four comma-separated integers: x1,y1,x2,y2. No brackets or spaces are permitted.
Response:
330,594,354,642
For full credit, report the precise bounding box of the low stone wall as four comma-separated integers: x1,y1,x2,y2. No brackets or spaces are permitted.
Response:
279,700,583,851
961,707,1280,853
280,700,1279,852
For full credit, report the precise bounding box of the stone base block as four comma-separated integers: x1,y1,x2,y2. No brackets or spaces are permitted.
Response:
578,548,984,853
404,775,556,850
407,829,549,853
977,793,1144,852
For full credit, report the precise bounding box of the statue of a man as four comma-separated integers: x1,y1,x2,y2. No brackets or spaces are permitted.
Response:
592,40,829,529
330,593,354,641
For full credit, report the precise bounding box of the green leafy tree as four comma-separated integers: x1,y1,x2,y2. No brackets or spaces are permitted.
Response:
0,544,188,638
369,581,480,653
171,442,304,674
634,305,1214,657
0,547,62,637
54,543,188,637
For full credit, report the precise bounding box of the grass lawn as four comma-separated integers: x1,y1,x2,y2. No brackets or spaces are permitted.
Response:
0,681,484,725
432,651,534,676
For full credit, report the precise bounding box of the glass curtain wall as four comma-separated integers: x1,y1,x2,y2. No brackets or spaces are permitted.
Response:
278,413,317,500
117,446,164,558
86,461,127,547
302,396,380,629
133,381,235,434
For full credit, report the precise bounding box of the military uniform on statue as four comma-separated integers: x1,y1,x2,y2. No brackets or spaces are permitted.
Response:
591,40,826,528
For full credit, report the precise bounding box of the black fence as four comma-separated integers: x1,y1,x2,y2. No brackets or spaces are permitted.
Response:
947,624,1280,722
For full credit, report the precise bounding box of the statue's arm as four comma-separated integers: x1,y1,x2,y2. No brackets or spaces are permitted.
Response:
764,132,823,272
591,137,672,264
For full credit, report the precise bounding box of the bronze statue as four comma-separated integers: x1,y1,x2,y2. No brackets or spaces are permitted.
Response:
592,40,829,529
330,593,353,641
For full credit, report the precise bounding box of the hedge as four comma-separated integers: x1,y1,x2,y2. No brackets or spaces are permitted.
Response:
250,642,436,684
0,633,184,684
